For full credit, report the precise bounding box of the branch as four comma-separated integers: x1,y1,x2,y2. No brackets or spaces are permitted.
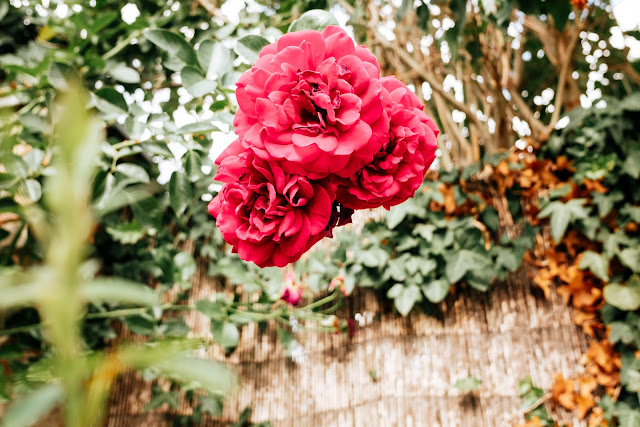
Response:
542,19,582,139
369,27,489,140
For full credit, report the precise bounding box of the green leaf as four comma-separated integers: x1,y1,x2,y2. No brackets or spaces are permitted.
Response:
211,320,239,349
195,299,226,319
108,62,141,84
143,29,196,71
386,283,404,299
115,163,150,183
547,0,572,31
609,321,636,345
623,147,640,179
82,277,159,306
47,62,72,91
454,376,482,392
180,66,216,98
288,10,339,32
393,284,422,316
19,114,51,134
17,179,42,204
174,252,197,282
197,39,231,79
578,251,609,281
592,191,623,218
94,87,128,115
537,199,589,243
445,249,492,283
169,171,191,216
184,150,203,182
495,247,521,272
619,248,640,273
143,388,179,411
106,221,145,244
176,121,220,134
124,315,156,335
386,204,407,229
357,246,389,268
276,327,303,358
235,35,270,63
421,279,450,303
0,283,41,310
0,383,63,427
198,395,223,416
155,356,237,394
604,277,640,311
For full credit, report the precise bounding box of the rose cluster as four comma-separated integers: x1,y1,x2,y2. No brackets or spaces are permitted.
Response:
209,26,439,267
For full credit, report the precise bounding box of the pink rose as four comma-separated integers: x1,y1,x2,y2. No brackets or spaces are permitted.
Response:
208,142,336,267
280,272,303,305
233,26,389,179
335,76,439,210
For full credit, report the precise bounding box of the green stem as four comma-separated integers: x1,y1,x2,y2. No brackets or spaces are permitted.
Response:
0,323,42,337
110,139,141,151
297,292,338,311
101,30,141,61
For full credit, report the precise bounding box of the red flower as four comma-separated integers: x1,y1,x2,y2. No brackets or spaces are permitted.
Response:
208,141,336,267
335,76,439,210
233,26,389,179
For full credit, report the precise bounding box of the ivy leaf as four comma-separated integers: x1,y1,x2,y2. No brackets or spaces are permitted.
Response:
198,395,223,417
391,284,422,316
288,10,339,32
604,276,640,311
537,199,589,243
357,246,389,268
623,147,640,179
592,191,624,218
578,251,609,281
143,29,196,71
445,249,492,283
143,389,180,411
386,204,408,229
421,279,450,303
619,248,640,273
235,35,270,63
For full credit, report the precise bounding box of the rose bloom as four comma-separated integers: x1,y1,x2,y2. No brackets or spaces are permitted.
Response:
208,141,336,267
280,271,303,305
233,26,389,179
335,76,439,210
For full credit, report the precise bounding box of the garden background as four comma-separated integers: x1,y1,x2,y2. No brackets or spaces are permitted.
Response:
1,0,640,425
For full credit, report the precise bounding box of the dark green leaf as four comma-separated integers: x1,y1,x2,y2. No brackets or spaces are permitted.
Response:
235,35,270,63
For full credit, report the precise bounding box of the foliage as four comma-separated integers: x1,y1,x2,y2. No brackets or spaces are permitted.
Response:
0,88,237,427
531,92,640,424
297,159,537,316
